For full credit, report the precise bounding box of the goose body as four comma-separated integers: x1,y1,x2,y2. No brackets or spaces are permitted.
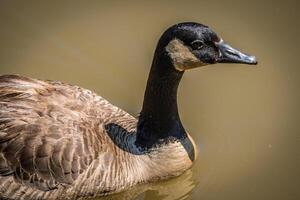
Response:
0,75,195,199
0,22,256,199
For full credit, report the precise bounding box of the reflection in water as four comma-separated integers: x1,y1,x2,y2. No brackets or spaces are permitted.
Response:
97,169,197,200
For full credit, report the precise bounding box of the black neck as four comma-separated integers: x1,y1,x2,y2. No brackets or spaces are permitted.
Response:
136,48,187,148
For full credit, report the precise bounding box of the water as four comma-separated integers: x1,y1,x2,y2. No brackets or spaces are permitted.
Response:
0,1,299,199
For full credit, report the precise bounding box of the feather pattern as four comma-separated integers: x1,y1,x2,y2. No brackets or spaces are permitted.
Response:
0,75,195,200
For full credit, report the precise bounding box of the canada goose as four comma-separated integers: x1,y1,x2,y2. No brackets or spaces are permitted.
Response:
0,22,257,200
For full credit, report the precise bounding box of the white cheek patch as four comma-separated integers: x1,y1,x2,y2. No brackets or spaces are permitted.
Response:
165,39,207,71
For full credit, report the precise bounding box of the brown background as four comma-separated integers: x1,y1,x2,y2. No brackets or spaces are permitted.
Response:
0,1,299,200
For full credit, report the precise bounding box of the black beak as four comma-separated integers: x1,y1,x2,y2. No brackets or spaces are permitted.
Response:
215,40,257,65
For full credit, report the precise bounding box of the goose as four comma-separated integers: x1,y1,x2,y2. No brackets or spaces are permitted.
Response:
0,22,257,200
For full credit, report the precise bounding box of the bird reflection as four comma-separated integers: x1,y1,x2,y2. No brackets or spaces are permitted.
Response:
92,168,198,200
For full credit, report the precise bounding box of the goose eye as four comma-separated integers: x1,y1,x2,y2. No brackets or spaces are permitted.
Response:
191,40,204,50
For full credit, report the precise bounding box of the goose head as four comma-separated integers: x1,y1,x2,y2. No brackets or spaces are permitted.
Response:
155,22,257,71
138,22,257,149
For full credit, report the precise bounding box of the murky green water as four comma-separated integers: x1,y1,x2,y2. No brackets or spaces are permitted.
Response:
0,1,299,199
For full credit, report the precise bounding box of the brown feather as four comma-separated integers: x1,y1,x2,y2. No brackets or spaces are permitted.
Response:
0,75,196,199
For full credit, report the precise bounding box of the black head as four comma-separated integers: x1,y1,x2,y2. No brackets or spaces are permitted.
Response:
156,22,257,71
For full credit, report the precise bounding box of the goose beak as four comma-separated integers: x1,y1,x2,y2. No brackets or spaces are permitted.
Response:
215,40,257,65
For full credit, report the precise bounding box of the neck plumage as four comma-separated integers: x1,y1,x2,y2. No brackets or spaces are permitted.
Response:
136,49,187,148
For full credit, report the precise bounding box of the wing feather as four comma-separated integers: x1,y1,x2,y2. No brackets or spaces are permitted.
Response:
0,75,108,191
